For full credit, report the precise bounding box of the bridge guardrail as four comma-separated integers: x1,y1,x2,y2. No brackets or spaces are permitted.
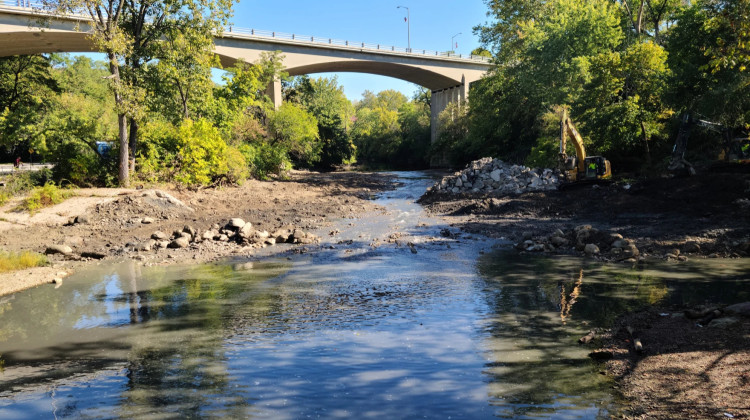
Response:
0,1,492,64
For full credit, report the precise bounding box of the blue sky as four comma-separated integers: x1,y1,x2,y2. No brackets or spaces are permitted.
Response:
229,0,490,101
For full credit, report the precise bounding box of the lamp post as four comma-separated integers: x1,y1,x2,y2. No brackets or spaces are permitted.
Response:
451,32,462,54
397,5,410,52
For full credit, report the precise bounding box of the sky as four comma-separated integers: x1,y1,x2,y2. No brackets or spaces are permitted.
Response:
228,0,491,101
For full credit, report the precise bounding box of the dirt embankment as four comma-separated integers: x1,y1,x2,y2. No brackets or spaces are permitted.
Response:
420,171,750,259
421,169,750,419
0,171,397,296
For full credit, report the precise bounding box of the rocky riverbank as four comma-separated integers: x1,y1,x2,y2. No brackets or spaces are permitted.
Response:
420,160,750,261
0,170,397,296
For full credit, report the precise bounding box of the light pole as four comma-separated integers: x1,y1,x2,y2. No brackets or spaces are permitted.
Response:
397,5,410,52
451,32,462,54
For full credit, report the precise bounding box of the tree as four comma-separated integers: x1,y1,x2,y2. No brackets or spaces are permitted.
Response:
44,0,135,185
44,0,235,186
285,75,356,168
0,55,58,157
267,102,320,166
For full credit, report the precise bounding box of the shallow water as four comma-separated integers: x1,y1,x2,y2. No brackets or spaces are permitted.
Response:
1,173,749,419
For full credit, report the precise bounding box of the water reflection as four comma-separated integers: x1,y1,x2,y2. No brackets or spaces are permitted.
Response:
476,251,750,418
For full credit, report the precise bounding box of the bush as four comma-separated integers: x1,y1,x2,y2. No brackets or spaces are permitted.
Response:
0,250,48,273
240,143,291,180
20,183,73,214
138,119,250,187
51,142,117,187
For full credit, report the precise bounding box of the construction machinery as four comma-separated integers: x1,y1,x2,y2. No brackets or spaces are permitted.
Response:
668,113,750,175
558,110,612,182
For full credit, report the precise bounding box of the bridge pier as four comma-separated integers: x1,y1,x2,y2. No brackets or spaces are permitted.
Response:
430,78,468,166
265,79,282,109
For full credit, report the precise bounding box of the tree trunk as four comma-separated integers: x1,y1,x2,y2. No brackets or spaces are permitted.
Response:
128,117,138,173
640,119,651,166
108,53,129,187
118,113,129,187
636,0,645,36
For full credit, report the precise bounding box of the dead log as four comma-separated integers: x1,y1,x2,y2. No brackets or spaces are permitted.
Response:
578,330,596,344
626,326,644,353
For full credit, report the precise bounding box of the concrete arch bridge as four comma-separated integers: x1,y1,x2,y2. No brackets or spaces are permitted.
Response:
0,2,492,143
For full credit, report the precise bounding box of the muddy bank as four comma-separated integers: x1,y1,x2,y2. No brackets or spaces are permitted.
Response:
420,171,750,260
0,171,397,296
596,305,750,419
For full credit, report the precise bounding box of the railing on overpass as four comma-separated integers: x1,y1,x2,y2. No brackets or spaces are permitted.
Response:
0,0,492,64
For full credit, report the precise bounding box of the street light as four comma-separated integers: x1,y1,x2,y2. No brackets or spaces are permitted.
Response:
451,32,462,54
397,5,410,52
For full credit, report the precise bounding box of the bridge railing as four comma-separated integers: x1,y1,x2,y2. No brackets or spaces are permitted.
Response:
0,1,492,64
226,27,491,63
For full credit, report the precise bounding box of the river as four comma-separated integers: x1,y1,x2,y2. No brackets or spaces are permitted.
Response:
1,172,749,419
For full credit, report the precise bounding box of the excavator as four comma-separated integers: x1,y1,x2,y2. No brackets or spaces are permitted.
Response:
558,110,612,182
668,113,750,175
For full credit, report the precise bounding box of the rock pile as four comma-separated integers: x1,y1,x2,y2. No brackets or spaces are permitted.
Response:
427,157,560,196
131,218,320,252
515,225,645,261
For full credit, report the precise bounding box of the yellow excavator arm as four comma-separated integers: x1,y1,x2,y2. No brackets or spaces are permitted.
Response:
558,109,612,182
559,109,587,175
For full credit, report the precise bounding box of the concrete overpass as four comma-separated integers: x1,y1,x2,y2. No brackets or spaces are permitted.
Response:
0,2,492,143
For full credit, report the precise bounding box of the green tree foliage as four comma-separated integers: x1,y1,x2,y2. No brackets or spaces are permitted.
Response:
137,118,248,187
462,0,678,170
285,76,356,169
0,55,58,156
268,102,320,167
352,89,431,169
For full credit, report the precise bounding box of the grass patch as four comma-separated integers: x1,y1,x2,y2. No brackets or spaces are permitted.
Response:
19,183,74,214
0,192,9,206
0,251,49,273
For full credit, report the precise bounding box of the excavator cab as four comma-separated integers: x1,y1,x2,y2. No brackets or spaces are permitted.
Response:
584,156,610,179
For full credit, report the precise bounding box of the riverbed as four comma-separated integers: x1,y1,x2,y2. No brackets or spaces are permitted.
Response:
1,172,748,418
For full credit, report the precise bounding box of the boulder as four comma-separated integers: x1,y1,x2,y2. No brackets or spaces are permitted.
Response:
152,231,168,241
724,302,750,317
228,218,246,229
551,236,569,247
238,223,255,239
584,243,600,255
683,241,701,253
168,236,190,249
142,217,155,224
45,245,73,255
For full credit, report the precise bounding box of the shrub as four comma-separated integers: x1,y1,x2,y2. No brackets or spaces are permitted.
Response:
219,146,250,185
174,119,229,187
51,142,117,187
21,183,73,214
239,143,291,180
0,251,48,273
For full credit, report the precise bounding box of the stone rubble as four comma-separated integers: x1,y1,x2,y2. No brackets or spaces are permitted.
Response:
426,157,561,196
514,225,646,261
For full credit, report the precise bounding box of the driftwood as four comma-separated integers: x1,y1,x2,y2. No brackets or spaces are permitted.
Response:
578,330,596,344
626,326,644,353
